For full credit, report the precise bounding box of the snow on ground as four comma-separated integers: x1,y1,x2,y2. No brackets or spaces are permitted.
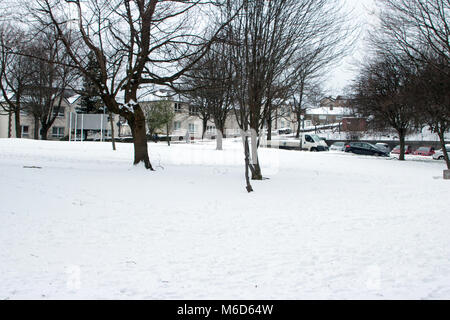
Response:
0,138,449,299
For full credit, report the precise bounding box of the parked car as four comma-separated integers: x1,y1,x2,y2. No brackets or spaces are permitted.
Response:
375,143,390,154
432,145,450,160
330,141,346,151
413,146,435,156
344,142,389,156
391,145,413,155
277,128,292,135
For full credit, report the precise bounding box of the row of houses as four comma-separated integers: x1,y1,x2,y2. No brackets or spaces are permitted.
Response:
0,93,365,141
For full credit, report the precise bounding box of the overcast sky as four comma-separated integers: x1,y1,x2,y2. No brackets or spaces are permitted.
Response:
325,0,378,96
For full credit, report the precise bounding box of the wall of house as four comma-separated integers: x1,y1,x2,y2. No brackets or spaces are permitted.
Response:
342,118,367,132
0,110,11,138
0,98,120,141
18,99,74,140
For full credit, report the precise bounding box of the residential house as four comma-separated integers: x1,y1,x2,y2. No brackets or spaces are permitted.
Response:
304,96,354,127
0,92,119,140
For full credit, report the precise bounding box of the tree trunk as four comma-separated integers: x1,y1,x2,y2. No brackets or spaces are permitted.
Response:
166,123,170,146
266,118,272,141
130,107,154,170
250,129,262,180
40,125,49,140
7,110,12,138
398,129,406,161
216,128,223,150
243,135,253,192
214,121,225,150
109,112,116,151
296,114,301,138
438,129,450,169
202,117,208,140
14,109,21,138
33,117,39,140
251,160,263,180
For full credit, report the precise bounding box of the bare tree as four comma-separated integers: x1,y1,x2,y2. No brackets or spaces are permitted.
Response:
180,39,234,150
412,55,450,168
29,0,241,170
376,0,450,167
377,0,449,73
228,0,352,191
231,0,312,183
353,53,417,160
0,25,34,138
24,27,77,140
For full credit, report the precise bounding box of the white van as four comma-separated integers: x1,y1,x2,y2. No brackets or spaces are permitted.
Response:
262,134,328,151
300,134,329,151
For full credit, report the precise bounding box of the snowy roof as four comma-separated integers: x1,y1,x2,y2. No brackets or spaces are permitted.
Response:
137,88,190,103
306,106,353,116
67,94,81,105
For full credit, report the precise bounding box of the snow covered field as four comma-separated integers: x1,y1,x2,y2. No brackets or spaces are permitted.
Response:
0,138,449,299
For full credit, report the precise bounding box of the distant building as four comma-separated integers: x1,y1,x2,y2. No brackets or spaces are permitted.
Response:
303,96,354,127
0,94,75,140
1,91,368,141
0,92,119,140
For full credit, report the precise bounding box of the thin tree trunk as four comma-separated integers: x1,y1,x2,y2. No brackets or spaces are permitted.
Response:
296,113,301,138
14,109,21,138
129,107,154,170
166,123,170,146
295,86,304,139
243,135,253,192
7,110,12,138
266,118,272,141
437,129,450,169
109,112,116,151
398,129,406,161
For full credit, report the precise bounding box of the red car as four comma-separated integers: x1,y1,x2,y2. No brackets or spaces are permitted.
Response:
413,146,435,156
391,145,412,155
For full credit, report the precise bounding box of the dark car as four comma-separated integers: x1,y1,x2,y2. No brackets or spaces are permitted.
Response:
412,146,435,156
345,142,389,156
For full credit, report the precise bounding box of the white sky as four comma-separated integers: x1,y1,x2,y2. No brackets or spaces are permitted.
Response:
324,0,378,96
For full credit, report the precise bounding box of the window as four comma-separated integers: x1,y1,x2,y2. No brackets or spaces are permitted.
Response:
53,107,65,117
188,123,197,133
173,121,181,130
189,106,199,115
207,125,216,134
174,103,182,113
21,125,29,138
319,115,327,120
280,120,285,128
336,116,342,120
52,127,65,138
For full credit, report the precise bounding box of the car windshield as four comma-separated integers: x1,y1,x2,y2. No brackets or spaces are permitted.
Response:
333,142,344,146
417,147,429,151
310,135,321,143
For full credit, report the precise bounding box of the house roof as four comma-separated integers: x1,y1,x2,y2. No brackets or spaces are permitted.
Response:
67,94,82,105
306,106,353,116
137,88,189,103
